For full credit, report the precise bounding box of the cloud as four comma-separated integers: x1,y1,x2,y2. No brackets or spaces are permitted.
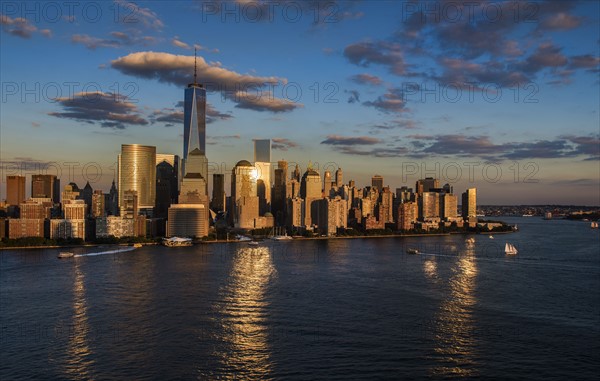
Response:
152,102,233,126
40,29,52,38
150,109,183,127
114,0,164,30
31,122,40,128
0,14,39,38
321,135,381,146
520,42,568,74
272,138,298,151
72,31,157,50
232,90,301,112
569,54,600,72
206,103,234,123
48,91,148,129
350,73,383,86
539,12,582,31
346,90,360,103
372,120,419,130
171,37,190,49
111,51,300,112
0,157,55,171
344,41,406,75
405,134,600,161
363,88,408,113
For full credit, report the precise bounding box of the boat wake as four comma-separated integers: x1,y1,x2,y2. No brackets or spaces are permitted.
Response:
74,246,137,257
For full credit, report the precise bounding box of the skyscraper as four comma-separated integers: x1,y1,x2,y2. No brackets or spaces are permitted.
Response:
231,160,259,228
335,167,343,188
6,175,26,206
416,177,439,194
254,139,271,215
183,50,207,160
118,144,156,216
371,175,384,192
31,174,60,203
461,188,477,219
211,173,226,212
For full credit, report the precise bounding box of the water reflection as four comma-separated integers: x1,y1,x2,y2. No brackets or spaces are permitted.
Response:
211,245,276,379
430,243,479,377
63,260,95,379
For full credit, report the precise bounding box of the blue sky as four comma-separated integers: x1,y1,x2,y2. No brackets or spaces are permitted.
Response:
1,0,599,204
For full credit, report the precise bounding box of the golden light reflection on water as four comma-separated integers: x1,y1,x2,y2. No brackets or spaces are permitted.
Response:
430,243,479,378
212,245,277,379
63,260,94,380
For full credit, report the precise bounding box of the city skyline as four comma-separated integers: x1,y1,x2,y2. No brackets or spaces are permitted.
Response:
1,1,599,205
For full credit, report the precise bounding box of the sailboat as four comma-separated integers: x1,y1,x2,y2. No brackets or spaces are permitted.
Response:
505,242,518,255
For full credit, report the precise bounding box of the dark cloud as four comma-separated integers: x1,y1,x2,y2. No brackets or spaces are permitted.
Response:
206,104,234,123
404,134,600,161
72,31,157,50
346,90,360,103
520,42,568,74
321,135,381,146
569,54,600,72
272,138,298,151
48,91,148,129
363,88,408,113
343,1,593,87
152,103,233,126
343,41,406,75
350,73,383,86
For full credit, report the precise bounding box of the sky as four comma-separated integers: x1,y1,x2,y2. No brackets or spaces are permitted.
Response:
1,0,599,205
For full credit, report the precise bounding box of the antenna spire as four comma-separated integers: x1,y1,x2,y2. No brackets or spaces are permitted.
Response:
194,46,198,85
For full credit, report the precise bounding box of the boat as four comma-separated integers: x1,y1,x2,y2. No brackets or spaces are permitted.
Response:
248,241,259,246
505,242,518,255
591,222,598,229
406,248,420,255
163,237,193,247
489,235,494,239
271,234,293,241
512,224,518,231
57,252,74,259
236,235,252,242
133,243,143,248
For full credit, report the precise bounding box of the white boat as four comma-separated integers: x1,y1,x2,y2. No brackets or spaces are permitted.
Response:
236,235,252,242
489,235,494,239
163,237,193,247
57,252,74,259
505,242,518,255
248,241,259,246
271,234,293,241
